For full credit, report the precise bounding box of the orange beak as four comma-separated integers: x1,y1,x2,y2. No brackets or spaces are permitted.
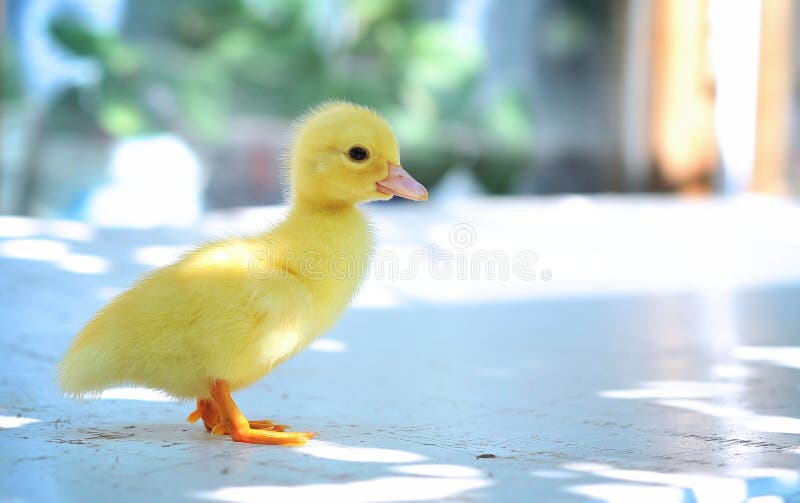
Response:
377,163,428,201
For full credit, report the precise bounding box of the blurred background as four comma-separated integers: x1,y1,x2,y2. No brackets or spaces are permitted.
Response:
1,0,798,226
4,4,800,500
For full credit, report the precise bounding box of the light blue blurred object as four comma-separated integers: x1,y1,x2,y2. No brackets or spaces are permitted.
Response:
14,0,125,99
84,134,205,227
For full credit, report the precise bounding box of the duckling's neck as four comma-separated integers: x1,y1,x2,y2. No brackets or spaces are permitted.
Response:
268,198,371,336
281,197,372,307
282,197,371,254
288,197,362,222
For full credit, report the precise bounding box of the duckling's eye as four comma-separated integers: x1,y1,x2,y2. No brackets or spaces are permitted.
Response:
347,146,369,162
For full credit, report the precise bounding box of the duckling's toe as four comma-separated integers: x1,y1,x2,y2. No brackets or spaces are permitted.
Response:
186,409,202,423
249,420,289,432
230,429,316,446
210,419,289,435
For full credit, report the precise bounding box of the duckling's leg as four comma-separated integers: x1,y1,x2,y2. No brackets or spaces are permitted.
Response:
209,379,315,445
186,398,221,431
186,398,288,433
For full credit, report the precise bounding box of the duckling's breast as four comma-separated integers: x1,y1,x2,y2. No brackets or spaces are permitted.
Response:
304,242,371,335
291,208,373,336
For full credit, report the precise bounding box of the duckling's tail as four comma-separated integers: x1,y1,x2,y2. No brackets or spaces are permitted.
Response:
58,326,122,398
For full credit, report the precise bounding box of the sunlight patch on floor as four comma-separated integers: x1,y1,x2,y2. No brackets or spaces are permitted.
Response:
0,238,70,261
567,483,689,503
733,468,800,498
530,470,580,479
745,497,784,503
95,286,124,301
712,364,753,379
0,216,39,238
296,441,426,463
309,339,347,353
0,415,41,429
44,219,95,241
564,463,747,502
600,375,800,435
390,464,483,478
734,346,800,370
58,253,110,274
196,475,491,503
0,217,93,241
0,237,111,275
600,381,741,400
563,463,800,502
657,399,800,434
98,387,177,402
352,283,402,308
132,245,187,267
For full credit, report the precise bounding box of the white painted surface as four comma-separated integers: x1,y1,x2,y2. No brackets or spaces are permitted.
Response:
2,196,800,502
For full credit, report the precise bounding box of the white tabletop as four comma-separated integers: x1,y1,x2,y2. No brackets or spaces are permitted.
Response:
2,195,800,502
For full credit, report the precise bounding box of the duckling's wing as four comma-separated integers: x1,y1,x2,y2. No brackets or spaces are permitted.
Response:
58,240,312,398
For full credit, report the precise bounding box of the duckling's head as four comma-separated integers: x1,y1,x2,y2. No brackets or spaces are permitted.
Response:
288,101,428,207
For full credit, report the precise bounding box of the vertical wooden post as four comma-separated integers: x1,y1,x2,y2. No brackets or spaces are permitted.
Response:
752,0,794,193
650,0,718,194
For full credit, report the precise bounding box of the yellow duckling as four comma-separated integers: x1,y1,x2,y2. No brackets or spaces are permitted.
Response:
58,101,428,445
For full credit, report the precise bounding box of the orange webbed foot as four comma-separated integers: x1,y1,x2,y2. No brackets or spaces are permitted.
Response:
188,380,316,446
189,400,294,436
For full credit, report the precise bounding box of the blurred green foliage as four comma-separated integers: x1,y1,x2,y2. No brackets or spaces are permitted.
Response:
2,42,23,103
46,0,532,192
